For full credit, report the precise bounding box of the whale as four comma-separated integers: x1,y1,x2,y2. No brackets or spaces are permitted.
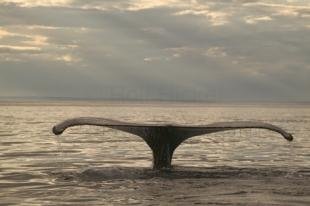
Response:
52,117,293,169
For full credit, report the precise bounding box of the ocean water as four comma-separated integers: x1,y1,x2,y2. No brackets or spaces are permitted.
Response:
0,102,309,205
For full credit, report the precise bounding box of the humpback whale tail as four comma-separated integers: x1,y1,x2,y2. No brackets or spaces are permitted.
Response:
52,117,293,169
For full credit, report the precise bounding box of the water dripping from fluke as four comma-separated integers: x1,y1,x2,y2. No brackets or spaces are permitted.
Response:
55,136,66,171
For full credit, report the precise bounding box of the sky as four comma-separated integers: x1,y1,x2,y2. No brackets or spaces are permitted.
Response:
0,0,309,102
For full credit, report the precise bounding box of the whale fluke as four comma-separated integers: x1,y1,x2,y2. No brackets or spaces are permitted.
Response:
52,117,293,169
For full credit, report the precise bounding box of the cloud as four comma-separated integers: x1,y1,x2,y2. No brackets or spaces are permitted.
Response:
174,10,229,26
0,45,41,53
0,27,49,46
143,57,163,62
243,2,310,17
165,46,228,59
0,28,15,38
22,35,48,46
204,47,227,58
244,16,272,24
55,54,80,63
172,1,231,26
0,0,182,11
142,27,167,35
165,46,200,53
126,0,178,11
0,1,309,101
1,0,73,7
0,25,82,63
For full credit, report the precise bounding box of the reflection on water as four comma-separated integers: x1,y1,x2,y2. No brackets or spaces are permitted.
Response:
0,102,309,205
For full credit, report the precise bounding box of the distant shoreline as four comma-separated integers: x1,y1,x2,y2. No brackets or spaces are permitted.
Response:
0,98,310,107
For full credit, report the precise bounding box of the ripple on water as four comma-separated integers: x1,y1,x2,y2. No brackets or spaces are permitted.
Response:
48,166,310,182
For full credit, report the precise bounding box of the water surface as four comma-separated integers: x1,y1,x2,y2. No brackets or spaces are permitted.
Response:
0,102,309,205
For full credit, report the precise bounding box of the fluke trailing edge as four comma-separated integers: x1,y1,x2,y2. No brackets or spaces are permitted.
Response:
52,117,293,169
